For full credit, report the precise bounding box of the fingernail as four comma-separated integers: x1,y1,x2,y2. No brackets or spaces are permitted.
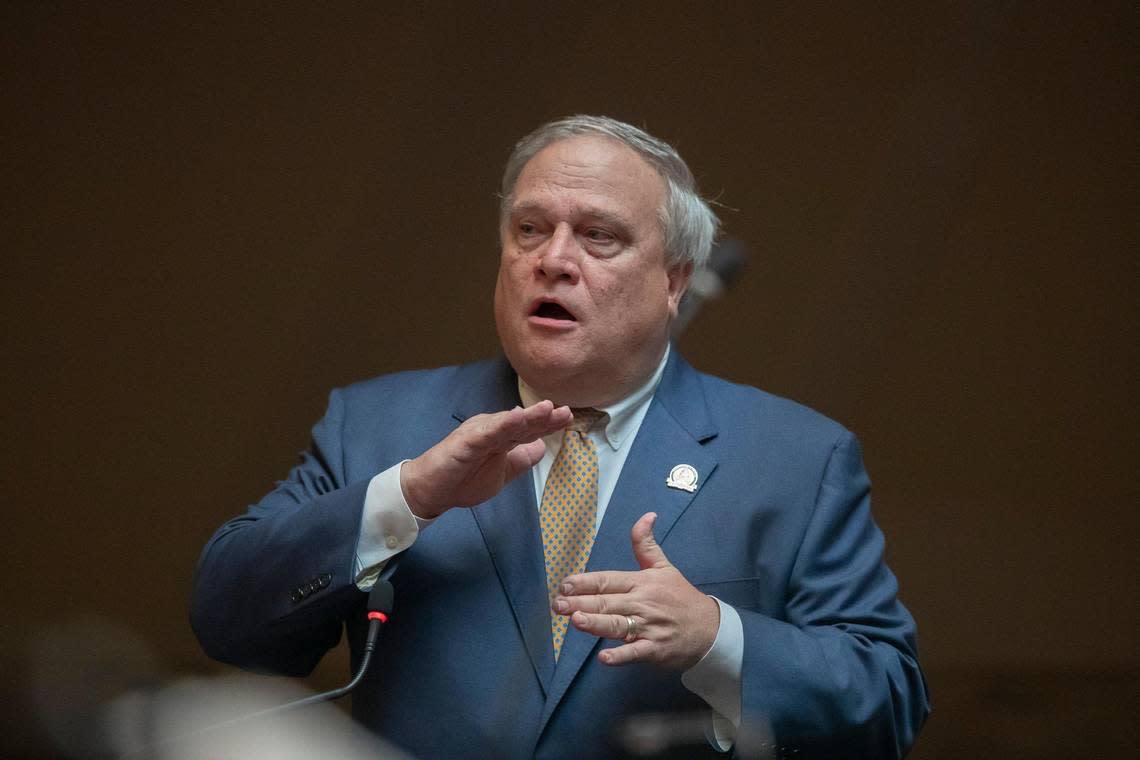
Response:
554,599,569,613
561,582,573,594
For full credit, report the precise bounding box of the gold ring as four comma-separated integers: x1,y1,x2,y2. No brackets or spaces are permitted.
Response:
624,615,638,642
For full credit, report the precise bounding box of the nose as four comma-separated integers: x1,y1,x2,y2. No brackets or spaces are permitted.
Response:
536,222,581,283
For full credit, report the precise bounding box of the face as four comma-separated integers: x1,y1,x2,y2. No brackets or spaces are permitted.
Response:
494,135,692,407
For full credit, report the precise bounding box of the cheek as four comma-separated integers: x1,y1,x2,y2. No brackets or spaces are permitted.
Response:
588,282,631,326
495,257,522,296
506,250,534,278
627,270,670,308
493,262,517,318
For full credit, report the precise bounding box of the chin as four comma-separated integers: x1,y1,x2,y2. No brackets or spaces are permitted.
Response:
517,352,584,383
508,347,587,397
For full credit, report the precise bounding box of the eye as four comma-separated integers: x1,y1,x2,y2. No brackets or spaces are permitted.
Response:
514,221,546,248
581,227,622,256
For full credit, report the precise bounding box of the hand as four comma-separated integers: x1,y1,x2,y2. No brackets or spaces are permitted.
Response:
553,512,720,670
400,400,572,519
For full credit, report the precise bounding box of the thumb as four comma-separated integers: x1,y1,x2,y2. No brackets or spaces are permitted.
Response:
631,512,669,570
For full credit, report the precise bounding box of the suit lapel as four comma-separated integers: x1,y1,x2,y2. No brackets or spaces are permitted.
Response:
471,475,555,694
457,358,557,694
538,350,719,733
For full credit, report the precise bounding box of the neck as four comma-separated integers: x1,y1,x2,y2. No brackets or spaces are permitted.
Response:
518,345,670,409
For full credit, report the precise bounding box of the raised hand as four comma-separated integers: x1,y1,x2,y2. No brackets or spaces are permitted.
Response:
400,400,572,519
553,512,720,670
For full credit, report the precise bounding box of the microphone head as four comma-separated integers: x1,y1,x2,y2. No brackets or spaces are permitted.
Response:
366,579,395,616
707,238,747,283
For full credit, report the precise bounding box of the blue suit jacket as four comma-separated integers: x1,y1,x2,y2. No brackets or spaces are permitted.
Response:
192,351,929,758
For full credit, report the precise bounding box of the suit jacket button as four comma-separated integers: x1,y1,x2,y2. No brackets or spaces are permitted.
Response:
290,589,304,603
318,573,331,588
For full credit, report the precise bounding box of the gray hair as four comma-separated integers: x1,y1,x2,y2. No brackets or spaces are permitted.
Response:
499,115,719,269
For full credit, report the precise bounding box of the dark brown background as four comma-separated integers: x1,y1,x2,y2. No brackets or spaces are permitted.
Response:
3,2,1137,756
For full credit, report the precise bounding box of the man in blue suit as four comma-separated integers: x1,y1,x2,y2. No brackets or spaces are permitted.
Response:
192,116,929,758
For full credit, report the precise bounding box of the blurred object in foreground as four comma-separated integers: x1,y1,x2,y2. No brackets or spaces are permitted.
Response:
24,615,407,759
616,709,777,759
105,673,408,759
27,615,167,757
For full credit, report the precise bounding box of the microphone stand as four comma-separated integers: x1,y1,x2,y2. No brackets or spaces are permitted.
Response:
121,579,393,757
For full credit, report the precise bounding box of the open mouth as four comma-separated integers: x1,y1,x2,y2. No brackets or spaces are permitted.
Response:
531,300,577,322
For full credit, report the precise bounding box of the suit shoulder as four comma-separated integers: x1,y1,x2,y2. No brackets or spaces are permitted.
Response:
696,371,851,447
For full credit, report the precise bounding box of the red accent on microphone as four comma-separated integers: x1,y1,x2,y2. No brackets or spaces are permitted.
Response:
368,611,389,623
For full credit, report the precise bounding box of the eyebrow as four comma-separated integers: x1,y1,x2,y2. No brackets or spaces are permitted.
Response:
506,202,633,235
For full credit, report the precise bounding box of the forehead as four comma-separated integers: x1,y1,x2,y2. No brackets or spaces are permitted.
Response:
509,135,666,226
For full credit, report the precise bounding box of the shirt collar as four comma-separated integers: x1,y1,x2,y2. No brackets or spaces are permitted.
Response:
517,344,670,452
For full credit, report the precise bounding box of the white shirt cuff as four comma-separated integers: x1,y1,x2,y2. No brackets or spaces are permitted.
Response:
353,461,433,589
680,596,743,751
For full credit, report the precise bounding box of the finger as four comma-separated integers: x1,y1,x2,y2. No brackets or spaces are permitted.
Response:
488,402,571,446
500,401,559,442
503,439,546,477
463,402,556,453
569,611,635,641
631,512,670,570
560,570,639,596
526,402,572,437
598,639,655,666
552,590,636,616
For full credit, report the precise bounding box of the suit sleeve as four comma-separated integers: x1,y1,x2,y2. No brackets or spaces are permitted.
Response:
737,431,930,759
190,388,371,676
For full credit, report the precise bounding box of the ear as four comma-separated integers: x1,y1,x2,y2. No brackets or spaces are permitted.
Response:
666,261,694,317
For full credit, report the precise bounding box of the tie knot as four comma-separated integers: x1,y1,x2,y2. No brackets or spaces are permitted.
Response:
568,407,606,434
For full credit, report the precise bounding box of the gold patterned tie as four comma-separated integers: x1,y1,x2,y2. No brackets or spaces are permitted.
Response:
541,407,606,659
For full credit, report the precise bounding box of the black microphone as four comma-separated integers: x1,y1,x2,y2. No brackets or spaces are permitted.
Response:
671,238,748,337
239,578,395,716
